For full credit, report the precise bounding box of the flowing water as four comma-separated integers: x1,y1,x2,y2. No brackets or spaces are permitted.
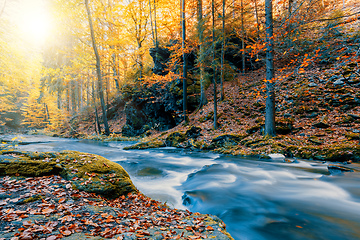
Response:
2,134,360,240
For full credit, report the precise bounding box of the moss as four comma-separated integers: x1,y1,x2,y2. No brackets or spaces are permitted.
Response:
124,140,166,150
165,131,186,147
0,150,137,198
308,136,323,145
20,194,43,204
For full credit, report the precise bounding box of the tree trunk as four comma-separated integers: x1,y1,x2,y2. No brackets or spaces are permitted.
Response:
92,82,101,135
220,0,225,101
241,0,245,74
112,53,120,91
212,0,217,130
265,0,275,136
181,0,188,123
153,0,158,48
85,0,110,136
197,0,207,108
57,87,61,110
149,0,156,46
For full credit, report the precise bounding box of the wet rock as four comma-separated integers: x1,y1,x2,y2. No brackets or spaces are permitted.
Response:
328,164,354,174
333,79,345,86
267,153,286,161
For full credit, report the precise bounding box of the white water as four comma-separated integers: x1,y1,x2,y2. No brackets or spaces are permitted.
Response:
3,134,360,240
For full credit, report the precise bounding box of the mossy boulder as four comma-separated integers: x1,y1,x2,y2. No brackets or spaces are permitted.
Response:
0,150,137,198
123,140,166,150
208,134,247,150
165,131,186,147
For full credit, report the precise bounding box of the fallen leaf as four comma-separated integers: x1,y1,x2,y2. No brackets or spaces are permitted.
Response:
206,226,214,231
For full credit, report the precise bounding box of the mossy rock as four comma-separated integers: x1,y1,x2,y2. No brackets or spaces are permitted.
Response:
208,134,247,149
0,150,137,198
123,140,166,150
165,131,186,147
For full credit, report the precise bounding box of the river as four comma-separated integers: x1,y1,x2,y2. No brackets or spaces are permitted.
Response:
2,134,360,240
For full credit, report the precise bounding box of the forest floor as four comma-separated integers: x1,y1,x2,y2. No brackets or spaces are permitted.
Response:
0,175,232,240
0,149,233,240
67,58,360,162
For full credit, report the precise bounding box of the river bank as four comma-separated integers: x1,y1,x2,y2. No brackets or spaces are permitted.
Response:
0,146,233,240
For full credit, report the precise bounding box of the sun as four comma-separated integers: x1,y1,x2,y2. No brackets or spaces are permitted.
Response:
16,0,51,47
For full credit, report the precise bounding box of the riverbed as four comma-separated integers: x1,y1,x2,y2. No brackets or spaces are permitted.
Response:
2,134,360,240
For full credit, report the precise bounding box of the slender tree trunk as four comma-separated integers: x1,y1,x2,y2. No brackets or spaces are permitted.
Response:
85,0,110,135
44,103,50,124
241,0,245,74
181,0,188,123
80,79,83,109
138,42,143,80
220,0,225,101
149,0,156,46
153,0,158,48
57,87,61,110
197,0,207,108
287,0,293,46
92,82,101,135
265,0,275,136
212,0,217,129
112,53,120,91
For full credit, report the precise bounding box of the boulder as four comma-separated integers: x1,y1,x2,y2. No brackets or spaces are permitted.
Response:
185,126,202,139
165,131,186,147
0,150,137,198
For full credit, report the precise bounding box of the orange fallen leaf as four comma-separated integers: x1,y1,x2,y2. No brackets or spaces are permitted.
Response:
206,226,214,231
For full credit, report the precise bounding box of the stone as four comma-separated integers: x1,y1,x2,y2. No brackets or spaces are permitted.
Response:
267,154,286,161
329,75,340,81
185,126,202,139
313,122,330,128
333,79,344,86
348,114,360,119
165,131,186,147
